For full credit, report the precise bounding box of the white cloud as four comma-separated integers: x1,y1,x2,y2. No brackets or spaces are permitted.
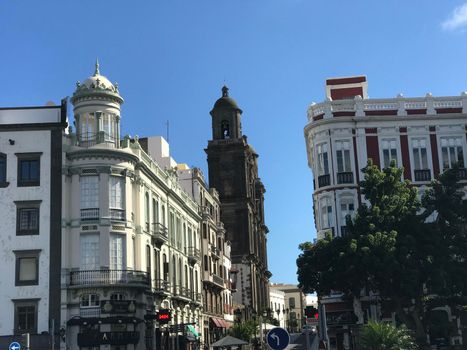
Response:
442,3,467,31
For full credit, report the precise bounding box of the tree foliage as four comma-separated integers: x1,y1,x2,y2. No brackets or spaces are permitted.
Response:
297,161,467,347
229,320,257,342
360,321,417,350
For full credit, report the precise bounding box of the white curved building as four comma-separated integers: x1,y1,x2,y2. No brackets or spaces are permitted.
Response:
61,62,202,350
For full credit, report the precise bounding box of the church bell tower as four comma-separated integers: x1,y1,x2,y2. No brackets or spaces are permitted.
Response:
206,86,271,317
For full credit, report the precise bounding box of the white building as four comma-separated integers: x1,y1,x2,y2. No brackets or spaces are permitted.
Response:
269,284,306,333
0,103,67,349
61,62,202,350
269,288,285,329
177,166,234,346
304,76,467,348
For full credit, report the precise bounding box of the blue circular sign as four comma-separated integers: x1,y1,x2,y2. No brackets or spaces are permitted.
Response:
9,342,21,350
266,327,290,350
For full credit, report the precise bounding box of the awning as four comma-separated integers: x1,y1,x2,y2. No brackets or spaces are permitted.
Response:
210,317,223,328
187,325,199,337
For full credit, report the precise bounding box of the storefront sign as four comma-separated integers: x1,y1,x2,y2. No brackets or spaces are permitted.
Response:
77,331,139,346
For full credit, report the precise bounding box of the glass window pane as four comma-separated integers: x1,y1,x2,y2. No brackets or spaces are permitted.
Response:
19,257,37,281
413,148,420,170
420,148,428,169
344,150,351,171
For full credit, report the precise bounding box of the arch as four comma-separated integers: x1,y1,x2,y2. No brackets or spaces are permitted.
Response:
221,120,230,139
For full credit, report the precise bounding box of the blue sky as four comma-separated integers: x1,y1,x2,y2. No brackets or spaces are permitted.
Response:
1,1,467,284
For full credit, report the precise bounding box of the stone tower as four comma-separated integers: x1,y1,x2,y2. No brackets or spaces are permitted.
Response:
205,86,271,317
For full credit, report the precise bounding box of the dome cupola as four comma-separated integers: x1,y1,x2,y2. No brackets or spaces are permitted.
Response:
210,85,243,140
71,60,123,148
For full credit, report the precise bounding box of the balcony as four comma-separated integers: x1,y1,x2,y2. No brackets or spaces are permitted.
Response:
191,292,202,304
414,169,431,182
81,208,99,221
198,205,211,220
80,307,101,318
152,223,168,245
187,247,201,264
340,226,350,237
212,274,224,287
459,168,467,180
337,172,354,184
211,246,221,259
69,270,150,288
318,174,330,188
172,285,191,300
110,209,125,221
153,279,171,295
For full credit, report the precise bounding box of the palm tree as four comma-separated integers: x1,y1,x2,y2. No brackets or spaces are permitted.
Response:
360,321,418,350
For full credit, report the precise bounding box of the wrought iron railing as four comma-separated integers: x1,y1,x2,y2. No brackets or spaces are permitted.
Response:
187,247,200,262
153,279,171,293
318,174,331,188
69,269,150,287
414,169,431,182
337,172,354,184
110,209,125,221
81,208,99,220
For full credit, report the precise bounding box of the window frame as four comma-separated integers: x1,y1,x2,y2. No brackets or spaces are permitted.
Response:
0,152,8,187
380,138,399,168
439,136,465,170
16,153,42,187
316,143,330,176
13,299,39,335
15,200,42,236
14,250,41,286
335,140,352,173
80,293,100,308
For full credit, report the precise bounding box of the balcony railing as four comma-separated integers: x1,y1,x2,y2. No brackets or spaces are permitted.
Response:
414,169,431,182
212,274,224,287
81,208,99,221
337,172,354,184
153,279,171,294
198,206,211,219
340,226,350,237
211,246,221,258
308,94,467,122
187,247,201,263
152,223,168,244
459,168,467,180
318,174,330,188
69,269,150,287
191,292,202,303
80,307,101,318
110,209,125,221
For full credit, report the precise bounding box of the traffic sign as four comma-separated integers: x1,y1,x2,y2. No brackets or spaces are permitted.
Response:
266,327,289,350
9,342,21,350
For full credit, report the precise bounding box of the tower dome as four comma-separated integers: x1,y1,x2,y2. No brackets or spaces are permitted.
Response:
71,59,123,105
212,86,242,112
71,60,123,148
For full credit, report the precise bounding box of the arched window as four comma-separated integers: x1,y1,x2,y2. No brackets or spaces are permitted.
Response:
144,193,150,231
221,120,230,139
172,256,177,289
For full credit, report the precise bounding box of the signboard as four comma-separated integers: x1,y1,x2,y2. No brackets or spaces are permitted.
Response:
9,342,21,350
266,327,290,350
157,309,171,324
101,300,136,314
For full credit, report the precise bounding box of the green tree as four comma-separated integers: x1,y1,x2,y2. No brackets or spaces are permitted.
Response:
229,320,257,342
297,161,467,348
360,321,417,350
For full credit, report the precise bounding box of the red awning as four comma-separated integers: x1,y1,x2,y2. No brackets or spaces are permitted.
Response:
211,317,223,328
